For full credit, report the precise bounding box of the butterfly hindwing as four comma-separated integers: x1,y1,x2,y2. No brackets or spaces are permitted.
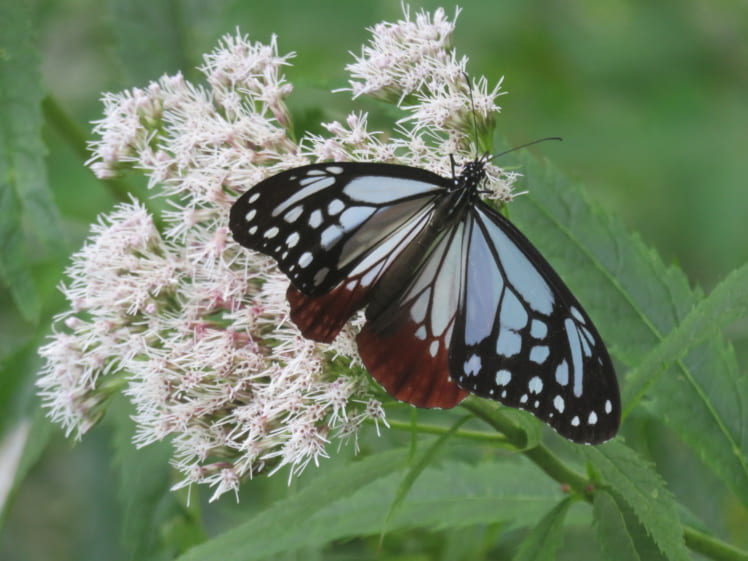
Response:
357,219,468,408
449,202,620,443
229,163,447,296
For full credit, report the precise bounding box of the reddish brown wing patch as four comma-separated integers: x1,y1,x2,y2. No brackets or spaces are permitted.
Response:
287,282,371,343
356,319,467,408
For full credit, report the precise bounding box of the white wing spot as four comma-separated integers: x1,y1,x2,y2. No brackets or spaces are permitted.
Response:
327,199,344,215
286,232,300,248
263,226,279,239
530,346,550,364
520,394,528,404
410,290,430,324
565,318,584,397
429,340,439,357
571,416,580,427
588,411,598,425
320,224,344,249
313,267,329,285
528,376,543,394
305,169,326,176
415,326,427,340
248,192,260,203
343,176,437,203
300,176,335,188
533,400,540,408
360,263,382,287
605,400,612,414
298,252,313,269
496,328,522,357
339,206,376,231
530,319,547,339
495,369,511,386
553,395,565,413
500,289,528,330
571,306,586,325
326,166,344,174
248,225,258,235
463,354,482,376
284,206,303,223
309,210,323,228
555,360,569,386
244,209,257,222
273,177,334,216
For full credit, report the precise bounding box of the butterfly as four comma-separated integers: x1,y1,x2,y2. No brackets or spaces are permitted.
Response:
229,153,620,444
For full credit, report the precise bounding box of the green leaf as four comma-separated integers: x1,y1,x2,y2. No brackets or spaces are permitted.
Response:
109,0,194,85
381,415,470,537
580,441,688,561
594,490,668,561
625,261,748,408
513,152,748,507
0,3,67,322
513,497,573,561
176,453,566,561
109,398,202,561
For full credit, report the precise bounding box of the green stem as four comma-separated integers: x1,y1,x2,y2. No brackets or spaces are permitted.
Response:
379,418,508,444
461,398,748,561
461,398,590,493
684,527,748,561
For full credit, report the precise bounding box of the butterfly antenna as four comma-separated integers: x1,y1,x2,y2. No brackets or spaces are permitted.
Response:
491,137,562,161
461,71,481,159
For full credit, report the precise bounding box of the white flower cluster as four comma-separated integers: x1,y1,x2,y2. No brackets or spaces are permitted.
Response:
37,5,514,500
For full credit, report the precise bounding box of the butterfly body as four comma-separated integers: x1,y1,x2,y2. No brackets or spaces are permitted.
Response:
230,157,620,443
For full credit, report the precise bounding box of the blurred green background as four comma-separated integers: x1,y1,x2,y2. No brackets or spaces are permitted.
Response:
2,0,747,559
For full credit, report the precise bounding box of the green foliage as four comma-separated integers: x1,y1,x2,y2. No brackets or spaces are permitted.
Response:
513,498,573,561
580,441,688,561
514,150,748,510
2,2,748,561
0,2,67,322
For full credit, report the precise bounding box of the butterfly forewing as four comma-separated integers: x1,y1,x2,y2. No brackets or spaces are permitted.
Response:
286,197,437,342
449,203,620,443
229,163,447,296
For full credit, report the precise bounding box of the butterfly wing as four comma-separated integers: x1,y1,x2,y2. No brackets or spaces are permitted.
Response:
230,162,448,341
449,202,620,443
356,218,469,408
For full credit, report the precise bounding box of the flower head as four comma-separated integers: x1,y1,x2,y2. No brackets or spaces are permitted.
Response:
38,5,515,501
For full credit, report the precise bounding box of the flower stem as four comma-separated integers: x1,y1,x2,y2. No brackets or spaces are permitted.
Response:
684,526,748,561
379,418,509,444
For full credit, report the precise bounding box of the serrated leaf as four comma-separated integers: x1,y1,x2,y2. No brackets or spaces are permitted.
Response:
176,454,567,561
0,3,66,322
594,490,669,561
512,152,748,507
593,490,640,561
176,447,413,561
580,441,688,561
513,497,573,561
625,260,748,407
